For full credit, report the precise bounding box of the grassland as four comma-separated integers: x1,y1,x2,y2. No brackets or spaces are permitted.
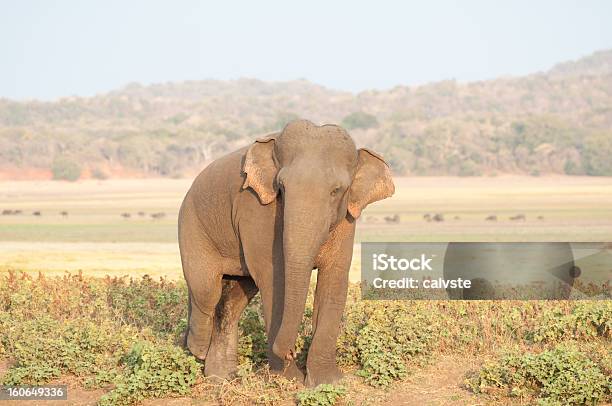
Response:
1,176,611,280
0,271,610,405
0,176,611,405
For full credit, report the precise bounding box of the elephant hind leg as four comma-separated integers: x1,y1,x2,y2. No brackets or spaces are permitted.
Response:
180,230,225,360
184,272,223,361
179,195,232,361
205,276,259,379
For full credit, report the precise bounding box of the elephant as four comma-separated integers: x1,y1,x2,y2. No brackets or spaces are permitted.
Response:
178,119,394,386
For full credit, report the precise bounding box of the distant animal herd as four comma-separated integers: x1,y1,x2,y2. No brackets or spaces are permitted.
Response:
364,213,544,224
121,212,166,220
1,209,23,215
1,209,167,219
1,209,542,223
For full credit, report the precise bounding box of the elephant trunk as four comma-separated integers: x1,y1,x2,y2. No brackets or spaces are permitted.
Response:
272,193,329,362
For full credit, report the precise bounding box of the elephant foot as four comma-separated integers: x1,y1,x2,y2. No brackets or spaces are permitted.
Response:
204,361,236,382
305,365,343,387
204,346,238,381
204,373,230,385
270,359,305,383
284,361,306,382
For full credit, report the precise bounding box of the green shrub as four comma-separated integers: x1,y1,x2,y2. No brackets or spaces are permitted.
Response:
91,167,108,180
467,345,611,405
1,273,611,404
99,341,199,405
338,301,438,387
0,272,110,321
564,160,583,175
0,275,200,405
354,324,407,386
1,316,133,385
238,298,268,367
571,302,612,338
458,159,482,176
583,132,612,175
106,275,187,338
51,157,82,181
0,272,188,339
296,384,346,406
528,302,611,343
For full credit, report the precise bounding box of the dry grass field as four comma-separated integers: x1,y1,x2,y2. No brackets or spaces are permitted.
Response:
1,176,611,280
0,176,610,405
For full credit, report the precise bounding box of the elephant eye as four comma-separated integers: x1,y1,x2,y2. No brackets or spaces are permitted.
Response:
330,187,341,197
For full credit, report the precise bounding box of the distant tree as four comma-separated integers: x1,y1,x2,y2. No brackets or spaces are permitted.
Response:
341,112,379,130
2,53,612,179
563,160,582,175
91,168,108,180
458,160,481,176
512,122,526,135
583,133,612,175
386,156,407,175
51,158,81,181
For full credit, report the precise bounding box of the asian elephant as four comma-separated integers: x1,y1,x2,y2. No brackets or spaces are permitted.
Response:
179,119,394,386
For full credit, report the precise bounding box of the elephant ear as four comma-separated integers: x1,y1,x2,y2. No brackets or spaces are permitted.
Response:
242,135,279,205
348,148,395,219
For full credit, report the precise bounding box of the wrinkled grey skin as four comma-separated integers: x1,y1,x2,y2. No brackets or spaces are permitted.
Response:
179,120,394,386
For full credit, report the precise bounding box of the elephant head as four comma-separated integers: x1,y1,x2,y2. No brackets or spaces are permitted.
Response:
242,119,394,363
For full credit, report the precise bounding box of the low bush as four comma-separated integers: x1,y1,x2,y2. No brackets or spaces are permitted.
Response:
91,168,108,180
51,157,82,181
296,384,346,406
467,345,611,405
99,341,199,405
106,275,187,337
0,273,610,404
338,301,438,387
527,302,612,343
237,297,268,367
0,316,134,386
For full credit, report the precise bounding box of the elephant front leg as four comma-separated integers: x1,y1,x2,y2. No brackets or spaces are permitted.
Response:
305,248,352,387
242,255,306,383
260,276,306,383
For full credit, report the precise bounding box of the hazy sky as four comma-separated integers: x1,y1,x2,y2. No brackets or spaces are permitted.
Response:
1,0,611,100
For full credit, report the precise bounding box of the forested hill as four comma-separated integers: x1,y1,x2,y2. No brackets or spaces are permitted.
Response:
1,50,611,180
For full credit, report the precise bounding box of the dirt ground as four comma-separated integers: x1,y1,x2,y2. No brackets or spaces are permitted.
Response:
0,359,104,406
379,356,486,406
0,355,515,406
